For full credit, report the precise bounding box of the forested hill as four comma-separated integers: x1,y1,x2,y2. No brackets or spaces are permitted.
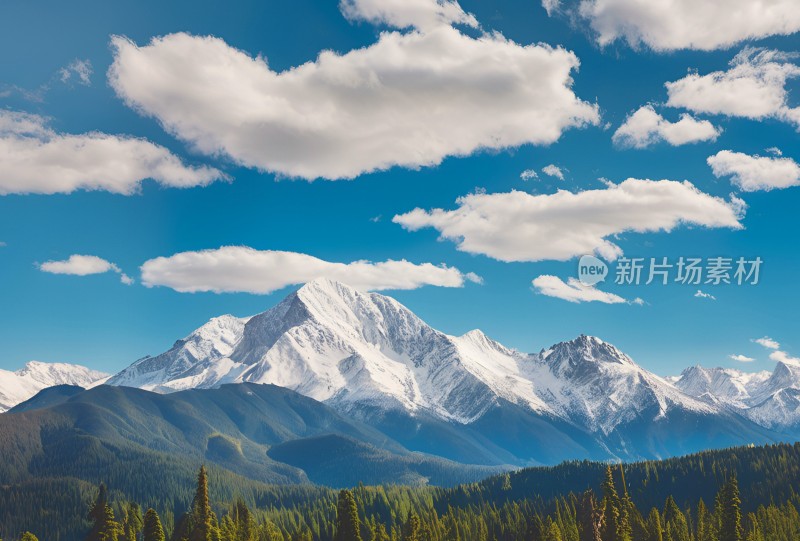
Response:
463,442,800,514
3,442,800,541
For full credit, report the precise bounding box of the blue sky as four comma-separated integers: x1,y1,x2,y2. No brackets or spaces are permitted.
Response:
1,0,799,375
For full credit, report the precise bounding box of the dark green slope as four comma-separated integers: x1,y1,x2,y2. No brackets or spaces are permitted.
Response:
0,383,499,489
267,433,503,487
0,383,506,540
8,384,85,412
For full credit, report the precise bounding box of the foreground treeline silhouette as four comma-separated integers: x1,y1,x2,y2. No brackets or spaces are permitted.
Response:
5,443,800,541
10,461,800,541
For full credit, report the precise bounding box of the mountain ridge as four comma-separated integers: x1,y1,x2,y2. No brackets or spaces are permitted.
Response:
98,278,785,463
0,361,108,412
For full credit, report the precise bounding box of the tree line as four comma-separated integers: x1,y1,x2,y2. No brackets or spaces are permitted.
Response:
7,462,800,541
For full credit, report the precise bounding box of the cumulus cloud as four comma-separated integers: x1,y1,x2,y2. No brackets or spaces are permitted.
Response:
572,0,800,51
0,110,226,195
666,48,800,127
613,105,720,148
542,164,565,180
39,254,133,285
59,59,93,86
520,169,539,181
708,150,800,192
753,335,800,363
694,289,717,300
729,354,755,362
754,336,780,349
532,275,640,304
140,246,480,294
770,350,800,364
340,0,478,30
108,24,598,180
393,178,744,262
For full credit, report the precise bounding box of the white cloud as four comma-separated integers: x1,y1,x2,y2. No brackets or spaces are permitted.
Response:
765,146,783,156
542,164,565,180
140,246,479,294
694,289,717,300
39,254,133,285
754,336,780,349
542,0,561,16
340,0,478,30
59,59,93,86
753,336,800,363
708,150,800,192
666,48,800,127
520,169,539,181
729,354,755,362
0,110,226,195
574,0,800,51
770,350,800,364
108,26,598,181
464,272,484,285
393,178,744,262
613,105,720,148
532,275,640,304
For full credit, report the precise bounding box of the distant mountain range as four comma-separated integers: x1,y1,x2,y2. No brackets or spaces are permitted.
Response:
0,361,107,411
2,278,799,475
674,363,800,430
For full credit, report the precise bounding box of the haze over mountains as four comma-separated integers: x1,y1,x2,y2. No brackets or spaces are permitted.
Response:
2,278,800,472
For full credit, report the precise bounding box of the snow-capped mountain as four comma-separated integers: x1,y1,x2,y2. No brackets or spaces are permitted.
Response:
0,361,109,412
107,278,775,464
673,366,771,409
111,278,544,423
674,362,800,430
531,336,717,435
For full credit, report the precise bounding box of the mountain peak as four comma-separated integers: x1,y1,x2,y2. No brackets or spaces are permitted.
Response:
545,335,631,365
297,277,359,298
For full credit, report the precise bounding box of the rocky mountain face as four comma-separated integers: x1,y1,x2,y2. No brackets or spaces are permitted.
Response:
675,362,800,431
103,278,781,464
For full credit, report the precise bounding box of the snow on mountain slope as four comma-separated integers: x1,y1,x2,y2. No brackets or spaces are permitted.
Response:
108,314,250,391
675,362,800,430
0,361,109,412
106,279,732,435
674,366,771,409
527,336,716,434
112,279,542,423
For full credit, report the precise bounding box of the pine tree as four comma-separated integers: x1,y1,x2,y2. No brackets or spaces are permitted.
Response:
123,503,144,541
88,485,110,533
334,489,363,541
578,490,603,541
695,499,717,541
231,499,256,541
645,508,662,541
401,514,419,541
719,477,743,541
190,466,215,541
601,466,621,541
87,484,120,541
20,533,38,541
616,466,633,541
545,519,563,541
143,509,166,541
